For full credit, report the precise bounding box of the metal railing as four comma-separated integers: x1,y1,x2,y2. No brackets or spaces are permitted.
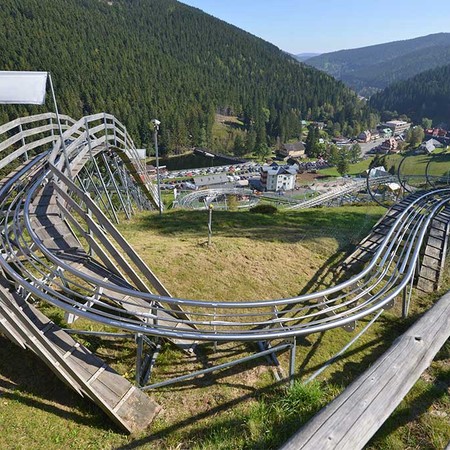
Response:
0,113,449,344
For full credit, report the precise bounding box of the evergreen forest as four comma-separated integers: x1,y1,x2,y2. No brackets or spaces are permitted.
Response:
0,0,371,154
370,64,450,127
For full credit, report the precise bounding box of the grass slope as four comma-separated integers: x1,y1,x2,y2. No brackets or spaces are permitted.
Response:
0,206,448,449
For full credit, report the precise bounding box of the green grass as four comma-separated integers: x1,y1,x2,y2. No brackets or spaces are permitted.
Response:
1,205,449,449
320,148,450,180
318,157,374,177
381,148,450,177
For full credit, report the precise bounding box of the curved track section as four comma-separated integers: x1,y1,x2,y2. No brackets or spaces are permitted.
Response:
178,187,258,209
1,113,450,345
287,176,395,210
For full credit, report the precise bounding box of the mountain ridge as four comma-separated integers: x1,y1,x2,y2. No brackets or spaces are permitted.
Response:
306,33,450,96
293,52,321,62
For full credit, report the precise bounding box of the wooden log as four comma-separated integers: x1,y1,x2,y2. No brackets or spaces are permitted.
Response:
280,292,450,450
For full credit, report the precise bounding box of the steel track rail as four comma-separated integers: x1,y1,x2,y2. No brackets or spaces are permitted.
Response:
7,166,450,340
1,114,450,343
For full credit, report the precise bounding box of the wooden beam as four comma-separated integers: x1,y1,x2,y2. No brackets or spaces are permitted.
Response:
280,292,450,450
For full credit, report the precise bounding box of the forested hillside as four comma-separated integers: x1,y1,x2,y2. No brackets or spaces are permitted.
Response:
0,0,370,154
306,33,450,97
369,64,450,127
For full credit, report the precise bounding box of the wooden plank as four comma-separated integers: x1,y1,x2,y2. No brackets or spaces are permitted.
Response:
280,292,450,450
51,167,173,299
0,307,27,348
0,113,74,135
30,178,197,350
427,236,445,250
0,135,57,171
0,282,160,433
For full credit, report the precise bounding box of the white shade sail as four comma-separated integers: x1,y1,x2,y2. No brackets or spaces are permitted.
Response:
0,71,48,105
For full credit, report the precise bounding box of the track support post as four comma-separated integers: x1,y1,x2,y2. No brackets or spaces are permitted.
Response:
289,337,296,387
136,333,144,386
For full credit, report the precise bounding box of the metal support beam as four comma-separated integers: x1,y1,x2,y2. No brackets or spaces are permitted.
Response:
141,343,292,391
136,333,144,385
305,309,384,384
84,122,119,224
101,152,131,220
289,337,297,387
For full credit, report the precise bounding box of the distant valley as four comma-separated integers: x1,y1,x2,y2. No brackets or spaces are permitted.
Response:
293,52,321,62
305,33,450,97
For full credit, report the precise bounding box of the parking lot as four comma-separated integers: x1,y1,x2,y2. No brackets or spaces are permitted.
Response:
163,162,262,183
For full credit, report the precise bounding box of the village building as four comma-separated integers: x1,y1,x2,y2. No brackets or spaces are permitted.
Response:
362,166,389,178
380,137,399,153
383,120,411,136
425,128,448,138
193,173,229,187
379,127,393,138
260,163,297,192
146,164,167,175
311,121,325,130
278,141,306,159
416,138,444,154
369,129,380,139
357,130,371,143
332,136,351,145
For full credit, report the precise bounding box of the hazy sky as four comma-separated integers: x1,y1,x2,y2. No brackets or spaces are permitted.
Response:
180,0,450,54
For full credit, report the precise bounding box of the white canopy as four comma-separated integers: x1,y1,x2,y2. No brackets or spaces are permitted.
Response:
0,71,48,105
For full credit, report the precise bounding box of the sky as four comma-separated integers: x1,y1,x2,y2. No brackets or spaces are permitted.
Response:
180,0,450,54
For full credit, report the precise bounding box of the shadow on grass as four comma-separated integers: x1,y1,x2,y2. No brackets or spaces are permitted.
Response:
0,337,115,432
148,340,284,392
117,375,322,450
298,311,421,389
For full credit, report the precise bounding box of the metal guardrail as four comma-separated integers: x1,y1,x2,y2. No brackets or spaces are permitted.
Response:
177,187,257,209
0,113,450,345
287,176,395,210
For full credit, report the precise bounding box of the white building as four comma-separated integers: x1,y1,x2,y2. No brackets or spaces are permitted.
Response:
260,164,297,192
383,120,411,136
418,138,443,154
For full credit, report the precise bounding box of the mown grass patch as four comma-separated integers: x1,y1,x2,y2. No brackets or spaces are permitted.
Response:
318,157,374,177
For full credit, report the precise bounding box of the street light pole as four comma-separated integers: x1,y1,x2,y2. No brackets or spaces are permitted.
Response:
151,119,162,215
207,202,213,246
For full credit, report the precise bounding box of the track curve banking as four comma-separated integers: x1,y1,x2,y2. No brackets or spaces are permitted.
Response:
1,113,450,344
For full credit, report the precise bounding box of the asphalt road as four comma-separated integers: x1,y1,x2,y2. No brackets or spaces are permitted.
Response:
358,137,384,155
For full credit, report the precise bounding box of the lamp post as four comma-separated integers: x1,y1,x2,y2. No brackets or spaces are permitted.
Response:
151,119,163,215
207,202,213,246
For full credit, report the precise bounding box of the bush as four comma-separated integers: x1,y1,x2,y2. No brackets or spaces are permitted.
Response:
249,204,278,214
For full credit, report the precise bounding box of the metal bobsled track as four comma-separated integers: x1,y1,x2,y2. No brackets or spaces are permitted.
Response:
1,112,450,433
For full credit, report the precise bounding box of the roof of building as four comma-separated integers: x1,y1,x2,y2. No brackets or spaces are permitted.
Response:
366,166,388,178
424,138,443,147
385,120,408,126
262,164,298,176
282,141,305,152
